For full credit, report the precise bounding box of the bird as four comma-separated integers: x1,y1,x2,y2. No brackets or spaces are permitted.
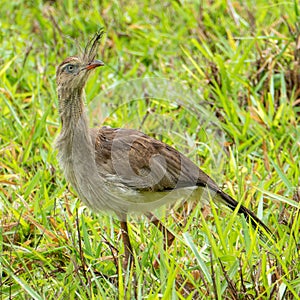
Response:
55,30,270,268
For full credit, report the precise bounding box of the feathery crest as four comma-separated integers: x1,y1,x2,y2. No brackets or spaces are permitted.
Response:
83,28,105,62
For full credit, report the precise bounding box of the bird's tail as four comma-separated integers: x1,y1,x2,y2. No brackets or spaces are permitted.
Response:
214,189,271,235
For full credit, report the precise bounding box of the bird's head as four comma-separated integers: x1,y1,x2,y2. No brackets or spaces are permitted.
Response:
56,30,105,99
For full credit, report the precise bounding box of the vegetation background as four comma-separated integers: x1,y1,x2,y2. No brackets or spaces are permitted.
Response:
1,0,299,299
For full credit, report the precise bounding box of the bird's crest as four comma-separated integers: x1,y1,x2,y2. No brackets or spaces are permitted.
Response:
83,29,105,63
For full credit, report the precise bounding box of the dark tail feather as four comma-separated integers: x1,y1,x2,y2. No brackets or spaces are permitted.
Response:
215,189,271,235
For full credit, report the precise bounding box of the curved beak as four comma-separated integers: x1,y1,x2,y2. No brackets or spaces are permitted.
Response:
85,60,105,70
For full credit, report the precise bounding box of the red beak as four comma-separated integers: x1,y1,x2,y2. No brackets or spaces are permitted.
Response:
85,60,105,70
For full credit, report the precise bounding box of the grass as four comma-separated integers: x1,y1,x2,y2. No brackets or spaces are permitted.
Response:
0,0,299,299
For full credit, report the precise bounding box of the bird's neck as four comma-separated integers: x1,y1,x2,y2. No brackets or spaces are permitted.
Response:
58,88,85,130
56,87,93,166
56,86,97,200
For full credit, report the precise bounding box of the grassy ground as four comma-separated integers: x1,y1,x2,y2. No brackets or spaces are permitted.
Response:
1,0,300,299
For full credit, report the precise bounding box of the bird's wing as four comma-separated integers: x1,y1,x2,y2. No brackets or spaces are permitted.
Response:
91,127,218,192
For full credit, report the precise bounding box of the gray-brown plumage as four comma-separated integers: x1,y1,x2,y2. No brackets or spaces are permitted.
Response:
56,30,269,266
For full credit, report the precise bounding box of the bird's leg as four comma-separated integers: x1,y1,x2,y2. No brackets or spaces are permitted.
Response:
118,213,134,269
146,212,175,268
147,213,175,248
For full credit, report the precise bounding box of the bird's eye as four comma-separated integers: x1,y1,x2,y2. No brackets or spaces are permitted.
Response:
65,64,77,73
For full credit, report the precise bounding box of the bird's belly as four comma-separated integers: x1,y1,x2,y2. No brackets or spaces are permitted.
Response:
100,173,209,214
